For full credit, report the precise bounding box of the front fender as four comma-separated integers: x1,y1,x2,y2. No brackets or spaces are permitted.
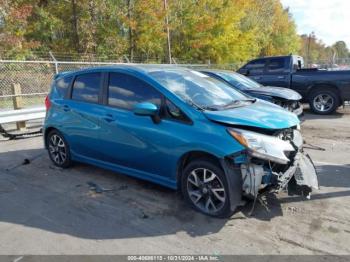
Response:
220,157,243,212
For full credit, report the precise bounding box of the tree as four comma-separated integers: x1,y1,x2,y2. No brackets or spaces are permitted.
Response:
332,41,349,59
0,1,38,59
0,0,347,65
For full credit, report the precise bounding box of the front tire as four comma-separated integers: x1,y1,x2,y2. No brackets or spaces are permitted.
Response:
309,88,339,115
46,129,72,168
181,158,233,218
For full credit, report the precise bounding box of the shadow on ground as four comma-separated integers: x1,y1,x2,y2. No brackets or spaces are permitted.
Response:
0,148,349,240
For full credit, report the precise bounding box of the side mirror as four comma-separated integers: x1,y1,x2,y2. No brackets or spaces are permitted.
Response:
239,68,249,76
133,102,158,116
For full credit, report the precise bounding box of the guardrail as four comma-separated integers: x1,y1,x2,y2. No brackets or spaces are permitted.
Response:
0,107,45,124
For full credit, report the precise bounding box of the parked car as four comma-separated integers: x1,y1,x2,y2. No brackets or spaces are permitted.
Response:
237,55,350,114
200,69,303,117
44,66,318,218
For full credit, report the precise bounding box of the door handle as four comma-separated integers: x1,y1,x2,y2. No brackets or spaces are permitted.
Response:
103,113,115,122
277,76,285,79
63,105,70,112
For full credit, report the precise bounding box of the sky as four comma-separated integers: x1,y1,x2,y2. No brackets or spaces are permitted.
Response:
281,0,350,47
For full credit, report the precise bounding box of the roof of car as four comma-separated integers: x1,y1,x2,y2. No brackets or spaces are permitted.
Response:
54,64,192,80
200,69,238,74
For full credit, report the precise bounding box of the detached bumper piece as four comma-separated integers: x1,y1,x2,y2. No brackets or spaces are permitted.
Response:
275,152,319,194
241,151,319,199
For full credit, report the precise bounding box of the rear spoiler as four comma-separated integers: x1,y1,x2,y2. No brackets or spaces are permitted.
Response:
54,71,71,80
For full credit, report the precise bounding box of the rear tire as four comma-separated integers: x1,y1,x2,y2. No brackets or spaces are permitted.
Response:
46,129,72,168
309,88,339,115
181,158,233,218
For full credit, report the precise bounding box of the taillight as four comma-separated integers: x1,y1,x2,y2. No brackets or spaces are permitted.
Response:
45,95,51,111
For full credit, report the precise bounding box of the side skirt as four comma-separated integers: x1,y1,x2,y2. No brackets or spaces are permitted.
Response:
71,152,178,190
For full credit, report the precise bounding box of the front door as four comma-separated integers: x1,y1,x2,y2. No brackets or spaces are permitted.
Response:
98,72,193,180
260,58,290,88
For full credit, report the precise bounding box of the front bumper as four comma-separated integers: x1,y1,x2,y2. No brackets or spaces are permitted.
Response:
223,129,318,212
240,150,318,198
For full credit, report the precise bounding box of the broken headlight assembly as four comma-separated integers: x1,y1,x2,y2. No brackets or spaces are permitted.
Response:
227,128,295,164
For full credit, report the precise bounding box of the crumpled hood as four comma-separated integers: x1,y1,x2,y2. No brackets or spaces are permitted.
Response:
203,100,300,130
247,86,302,100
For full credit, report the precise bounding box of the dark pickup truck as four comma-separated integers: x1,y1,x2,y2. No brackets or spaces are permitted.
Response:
237,55,350,114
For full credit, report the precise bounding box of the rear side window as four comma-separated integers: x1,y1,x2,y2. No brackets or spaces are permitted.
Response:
108,72,161,110
71,73,101,103
245,59,265,74
55,76,72,98
267,58,286,73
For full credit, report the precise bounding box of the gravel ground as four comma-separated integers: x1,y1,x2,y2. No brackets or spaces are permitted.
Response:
0,107,350,255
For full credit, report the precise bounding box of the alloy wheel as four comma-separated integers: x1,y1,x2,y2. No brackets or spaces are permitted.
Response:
187,168,226,215
313,94,334,112
48,134,67,165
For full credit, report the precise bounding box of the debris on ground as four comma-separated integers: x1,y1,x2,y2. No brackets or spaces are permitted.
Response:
5,154,43,171
140,211,149,219
22,158,30,165
87,181,113,194
49,165,63,171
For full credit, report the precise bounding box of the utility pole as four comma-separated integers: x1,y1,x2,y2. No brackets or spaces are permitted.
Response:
307,32,312,67
164,0,172,64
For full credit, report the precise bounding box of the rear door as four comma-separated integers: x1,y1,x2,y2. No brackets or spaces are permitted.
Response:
262,57,291,88
60,72,105,158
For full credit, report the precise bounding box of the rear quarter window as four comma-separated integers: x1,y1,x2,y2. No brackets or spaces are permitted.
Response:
55,76,73,98
71,73,102,103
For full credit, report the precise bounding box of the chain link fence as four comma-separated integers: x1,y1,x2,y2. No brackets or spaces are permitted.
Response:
309,58,350,70
5,56,350,111
0,60,242,111
0,60,144,110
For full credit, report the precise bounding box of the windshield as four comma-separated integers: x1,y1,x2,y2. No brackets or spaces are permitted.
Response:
215,71,262,90
149,69,251,110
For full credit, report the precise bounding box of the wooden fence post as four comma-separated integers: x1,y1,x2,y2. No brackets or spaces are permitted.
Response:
12,83,26,130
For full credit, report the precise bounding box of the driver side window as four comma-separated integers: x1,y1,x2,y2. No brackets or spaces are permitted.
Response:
245,59,266,74
108,72,162,110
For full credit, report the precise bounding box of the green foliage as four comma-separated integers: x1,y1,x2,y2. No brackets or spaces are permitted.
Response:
0,0,347,64
332,41,350,59
299,34,350,66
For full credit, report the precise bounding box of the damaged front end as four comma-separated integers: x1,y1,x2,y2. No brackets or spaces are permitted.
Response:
227,126,319,205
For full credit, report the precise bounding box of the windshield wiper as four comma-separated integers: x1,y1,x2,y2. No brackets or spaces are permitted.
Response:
184,99,205,111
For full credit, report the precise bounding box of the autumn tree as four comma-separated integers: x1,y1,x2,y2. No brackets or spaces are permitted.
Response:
0,0,347,65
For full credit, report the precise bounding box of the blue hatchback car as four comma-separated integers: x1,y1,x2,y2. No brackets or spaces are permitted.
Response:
44,65,318,217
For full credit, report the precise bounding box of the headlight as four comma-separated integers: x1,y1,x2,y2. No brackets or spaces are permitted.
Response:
227,128,295,164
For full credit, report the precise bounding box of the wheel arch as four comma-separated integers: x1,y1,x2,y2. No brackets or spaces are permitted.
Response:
176,150,223,188
177,150,243,215
307,83,342,103
43,126,59,149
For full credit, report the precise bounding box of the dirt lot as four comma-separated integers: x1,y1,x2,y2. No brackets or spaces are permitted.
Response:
0,107,350,255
